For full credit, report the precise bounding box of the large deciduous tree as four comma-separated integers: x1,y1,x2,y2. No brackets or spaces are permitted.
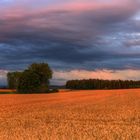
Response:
7,63,53,93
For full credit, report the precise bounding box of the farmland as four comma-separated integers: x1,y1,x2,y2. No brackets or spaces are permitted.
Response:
0,89,139,140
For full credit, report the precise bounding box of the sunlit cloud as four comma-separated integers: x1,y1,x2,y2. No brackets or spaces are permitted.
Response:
53,69,140,85
0,70,8,85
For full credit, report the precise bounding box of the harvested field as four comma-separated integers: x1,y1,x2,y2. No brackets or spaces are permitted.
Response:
0,89,139,140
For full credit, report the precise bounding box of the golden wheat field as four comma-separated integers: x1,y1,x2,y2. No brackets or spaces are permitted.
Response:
0,89,139,140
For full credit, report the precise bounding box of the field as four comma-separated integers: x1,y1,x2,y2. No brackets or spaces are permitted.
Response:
0,89,139,140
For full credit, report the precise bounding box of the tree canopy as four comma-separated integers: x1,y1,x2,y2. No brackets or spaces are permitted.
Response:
7,72,22,89
66,79,140,90
7,63,53,93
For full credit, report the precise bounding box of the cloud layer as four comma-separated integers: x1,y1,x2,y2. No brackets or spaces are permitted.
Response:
0,0,140,85
52,69,140,85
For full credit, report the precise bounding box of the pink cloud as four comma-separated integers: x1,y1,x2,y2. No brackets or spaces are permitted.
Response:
53,69,140,81
0,0,139,19
0,0,138,34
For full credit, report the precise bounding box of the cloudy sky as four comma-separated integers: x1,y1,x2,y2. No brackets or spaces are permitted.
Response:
0,0,140,85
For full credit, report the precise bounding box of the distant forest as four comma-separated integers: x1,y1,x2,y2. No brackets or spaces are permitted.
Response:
66,79,140,89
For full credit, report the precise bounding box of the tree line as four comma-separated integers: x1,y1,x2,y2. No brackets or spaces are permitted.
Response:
7,63,54,93
66,79,140,89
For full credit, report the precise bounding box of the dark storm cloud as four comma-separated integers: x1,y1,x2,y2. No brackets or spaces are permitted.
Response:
0,0,140,72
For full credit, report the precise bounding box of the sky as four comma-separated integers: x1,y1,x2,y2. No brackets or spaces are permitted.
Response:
0,0,140,85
